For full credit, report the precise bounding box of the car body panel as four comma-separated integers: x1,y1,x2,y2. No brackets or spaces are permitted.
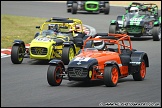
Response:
11,17,88,64
109,2,161,40
48,33,149,84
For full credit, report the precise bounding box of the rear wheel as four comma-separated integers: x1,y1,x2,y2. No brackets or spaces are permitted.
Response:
103,65,119,87
71,2,77,14
11,45,25,64
47,65,63,86
152,26,161,41
104,3,110,15
133,60,146,81
62,45,75,65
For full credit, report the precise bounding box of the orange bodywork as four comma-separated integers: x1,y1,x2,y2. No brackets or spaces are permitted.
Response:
77,33,133,80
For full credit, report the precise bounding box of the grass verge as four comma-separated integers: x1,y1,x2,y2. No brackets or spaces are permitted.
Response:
1,14,47,48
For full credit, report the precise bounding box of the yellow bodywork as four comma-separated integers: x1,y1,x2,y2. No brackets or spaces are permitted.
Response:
29,17,85,60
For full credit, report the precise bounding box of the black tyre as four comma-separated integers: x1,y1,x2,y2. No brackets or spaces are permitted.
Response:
62,45,75,65
133,60,146,81
11,45,25,64
47,65,63,86
109,25,116,34
104,3,110,15
103,65,119,87
71,2,77,14
152,26,161,41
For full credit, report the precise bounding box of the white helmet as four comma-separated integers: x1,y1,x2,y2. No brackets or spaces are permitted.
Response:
94,36,105,50
130,7,139,14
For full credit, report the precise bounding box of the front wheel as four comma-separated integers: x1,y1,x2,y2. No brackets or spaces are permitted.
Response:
109,25,116,34
152,26,161,41
133,60,146,81
62,45,75,65
11,45,25,64
47,65,63,86
103,65,119,87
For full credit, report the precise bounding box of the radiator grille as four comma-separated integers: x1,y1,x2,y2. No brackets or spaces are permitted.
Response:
68,68,88,78
31,47,48,55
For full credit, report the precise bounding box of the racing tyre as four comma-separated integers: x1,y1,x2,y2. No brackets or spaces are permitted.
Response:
152,26,161,41
133,60,146,81
71,2,77,14
103,65,119,87
62,45,75,65
11,45,25,64
47,65,63,86
104,3,110,15
109,25,116,34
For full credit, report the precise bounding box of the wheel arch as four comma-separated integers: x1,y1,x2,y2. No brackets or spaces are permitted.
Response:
13,40,25,48
130,51,149,67
63,41,76,54
104,61,121,76
49,59,65,71
110,20,117,25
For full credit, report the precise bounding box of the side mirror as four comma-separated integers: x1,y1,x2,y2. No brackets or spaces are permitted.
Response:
36,26,40,29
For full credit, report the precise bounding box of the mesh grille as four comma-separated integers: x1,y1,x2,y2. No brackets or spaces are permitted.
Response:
68,68,88,78
31,47,48,55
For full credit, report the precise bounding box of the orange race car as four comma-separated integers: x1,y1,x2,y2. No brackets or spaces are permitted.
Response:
47,33,149,87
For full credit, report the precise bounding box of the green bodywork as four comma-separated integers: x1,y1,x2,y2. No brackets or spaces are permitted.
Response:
85,1,99,11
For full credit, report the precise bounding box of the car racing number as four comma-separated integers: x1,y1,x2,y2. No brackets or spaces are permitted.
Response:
130,18,142,21
74,57,91,62
35,37,51,42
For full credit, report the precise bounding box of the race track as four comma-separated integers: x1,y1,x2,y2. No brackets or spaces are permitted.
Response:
1,1,161,107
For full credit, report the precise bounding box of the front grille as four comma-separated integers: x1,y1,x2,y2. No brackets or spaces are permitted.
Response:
127,26,142,33
68,68,88,78
31,47,48,55
87,4,97,8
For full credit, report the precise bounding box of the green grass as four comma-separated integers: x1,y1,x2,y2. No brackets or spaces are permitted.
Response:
1,14,47,48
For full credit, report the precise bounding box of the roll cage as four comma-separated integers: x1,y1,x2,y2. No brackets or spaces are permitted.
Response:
36,17,85,36
83,33,132,54
125,2,159,16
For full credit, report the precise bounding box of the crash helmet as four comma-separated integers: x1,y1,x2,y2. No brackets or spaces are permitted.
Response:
94,36,105,50
129,7,139,14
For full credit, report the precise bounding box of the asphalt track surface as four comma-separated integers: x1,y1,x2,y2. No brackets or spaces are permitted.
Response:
1,1,161,107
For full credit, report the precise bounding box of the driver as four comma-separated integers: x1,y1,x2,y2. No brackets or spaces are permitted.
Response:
129,7,139,14
48,24,58,33
93,36,106,50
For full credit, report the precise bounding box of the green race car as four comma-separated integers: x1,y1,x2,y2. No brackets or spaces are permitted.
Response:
11,17,88,65
109,2,161,41
67,1,110,14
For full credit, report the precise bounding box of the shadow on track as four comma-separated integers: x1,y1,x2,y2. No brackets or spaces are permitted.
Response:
66,77,136,87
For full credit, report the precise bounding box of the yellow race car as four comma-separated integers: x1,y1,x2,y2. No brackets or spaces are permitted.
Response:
11,17,88,65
